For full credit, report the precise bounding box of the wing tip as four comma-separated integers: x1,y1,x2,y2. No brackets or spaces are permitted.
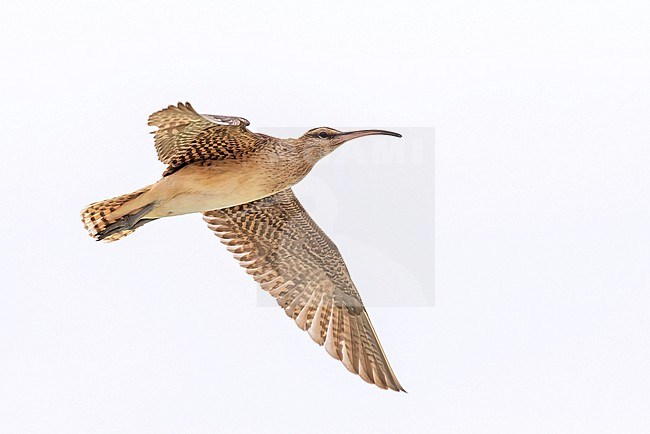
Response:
147,101,197,126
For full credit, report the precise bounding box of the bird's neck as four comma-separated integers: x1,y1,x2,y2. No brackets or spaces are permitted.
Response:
260,137,320,184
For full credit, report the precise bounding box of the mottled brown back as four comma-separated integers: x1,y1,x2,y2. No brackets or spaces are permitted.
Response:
147,102,266,176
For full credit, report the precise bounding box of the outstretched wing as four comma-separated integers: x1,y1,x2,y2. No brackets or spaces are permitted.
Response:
203,189,405,391
147,102,262,176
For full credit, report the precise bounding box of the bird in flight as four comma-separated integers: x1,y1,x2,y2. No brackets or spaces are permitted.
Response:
81,102,405,391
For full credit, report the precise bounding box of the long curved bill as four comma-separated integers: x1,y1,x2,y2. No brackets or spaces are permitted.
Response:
336,129,402,141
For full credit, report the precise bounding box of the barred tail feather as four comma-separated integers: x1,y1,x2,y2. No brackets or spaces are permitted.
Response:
81,185,154,242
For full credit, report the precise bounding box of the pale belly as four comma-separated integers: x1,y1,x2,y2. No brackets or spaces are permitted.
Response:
142,160,290,218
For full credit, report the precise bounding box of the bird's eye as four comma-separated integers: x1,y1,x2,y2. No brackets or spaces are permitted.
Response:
318,131,329,139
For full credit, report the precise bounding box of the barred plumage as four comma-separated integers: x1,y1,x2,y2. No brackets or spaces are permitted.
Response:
203,189,405,391
147,102,263,176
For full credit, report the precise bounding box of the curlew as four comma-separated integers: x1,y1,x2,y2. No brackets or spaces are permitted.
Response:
81,102,405,391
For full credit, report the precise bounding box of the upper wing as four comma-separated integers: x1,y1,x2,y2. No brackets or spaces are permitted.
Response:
147,102,262,175
203,189,405,391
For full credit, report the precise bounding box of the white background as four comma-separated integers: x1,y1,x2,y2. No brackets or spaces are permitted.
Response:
1,1,649,433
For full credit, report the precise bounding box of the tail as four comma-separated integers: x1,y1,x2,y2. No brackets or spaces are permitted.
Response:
81,185,156,242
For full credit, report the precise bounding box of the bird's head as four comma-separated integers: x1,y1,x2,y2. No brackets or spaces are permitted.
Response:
298,127,402,161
